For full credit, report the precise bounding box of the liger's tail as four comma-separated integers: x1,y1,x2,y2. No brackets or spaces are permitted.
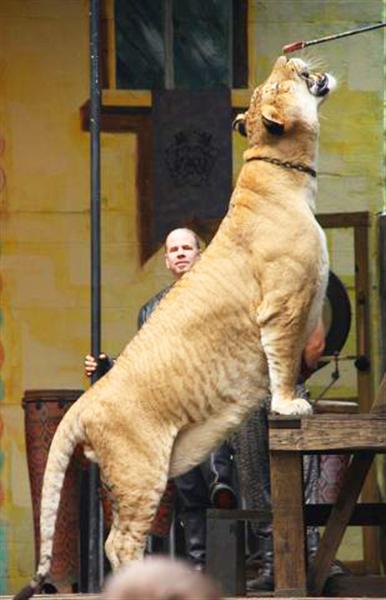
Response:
14,398,86,600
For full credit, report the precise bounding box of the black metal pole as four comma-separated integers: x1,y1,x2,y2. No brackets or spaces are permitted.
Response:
87,0,103,592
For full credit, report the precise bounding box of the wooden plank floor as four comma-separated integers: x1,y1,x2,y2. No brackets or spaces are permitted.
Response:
0,595,359,600
2,596,382,600
3,575,386,599
2,592,386,600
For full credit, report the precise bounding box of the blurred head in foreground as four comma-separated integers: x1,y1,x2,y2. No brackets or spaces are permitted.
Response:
103,556,222,600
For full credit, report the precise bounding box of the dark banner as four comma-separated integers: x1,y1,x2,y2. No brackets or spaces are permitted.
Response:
152,89,232,246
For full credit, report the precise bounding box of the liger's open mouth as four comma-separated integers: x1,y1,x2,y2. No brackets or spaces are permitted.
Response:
314,74,330,96
306,73,331,97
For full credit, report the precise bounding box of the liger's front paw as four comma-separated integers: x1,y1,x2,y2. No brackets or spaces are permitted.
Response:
271,397,312,416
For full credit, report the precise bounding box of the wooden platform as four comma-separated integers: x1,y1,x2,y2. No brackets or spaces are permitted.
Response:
269,408,386,597
5,572,386,598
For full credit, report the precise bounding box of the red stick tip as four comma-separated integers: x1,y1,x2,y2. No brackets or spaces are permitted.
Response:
282,40,305,54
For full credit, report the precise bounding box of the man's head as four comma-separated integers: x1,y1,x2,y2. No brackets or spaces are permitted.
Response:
103,557,221,600
165,228,200,279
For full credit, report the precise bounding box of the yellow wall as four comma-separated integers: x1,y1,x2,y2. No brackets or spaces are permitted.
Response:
0,1,173,591
0,0,384,592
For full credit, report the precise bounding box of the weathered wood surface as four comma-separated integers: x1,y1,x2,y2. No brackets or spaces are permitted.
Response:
309,375,386,595
361,376,385,572
269,414,386,452
208,508,272,521
372,375,386,415
304,503,386,526
3,590,385,599
3,596,386,600
314,398,358,414
207,517,245,596
308,452,375,596
316,211,370,228
208,503,386,526
270,452,307,597
324,574,386,598
0,597,101,600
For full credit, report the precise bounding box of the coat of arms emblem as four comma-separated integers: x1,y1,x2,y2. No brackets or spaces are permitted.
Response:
165,129,219,187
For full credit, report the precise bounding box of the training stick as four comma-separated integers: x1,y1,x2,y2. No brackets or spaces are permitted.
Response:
283,22,386,54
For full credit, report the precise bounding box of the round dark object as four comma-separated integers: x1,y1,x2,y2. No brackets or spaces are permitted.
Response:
323,270,352,357
354,354,370,372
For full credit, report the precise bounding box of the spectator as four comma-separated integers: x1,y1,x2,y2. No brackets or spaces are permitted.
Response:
103,556,222,600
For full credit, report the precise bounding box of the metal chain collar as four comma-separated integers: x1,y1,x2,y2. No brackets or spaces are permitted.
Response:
246,155,317,178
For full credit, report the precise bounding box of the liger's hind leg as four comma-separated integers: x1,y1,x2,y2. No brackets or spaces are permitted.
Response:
111,472,168,566
101,444,171,568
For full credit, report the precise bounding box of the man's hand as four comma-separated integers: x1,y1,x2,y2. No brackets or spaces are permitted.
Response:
84,353,108,377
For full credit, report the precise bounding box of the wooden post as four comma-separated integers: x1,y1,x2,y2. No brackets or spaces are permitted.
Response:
354,224,379,574
270,451,307,596
309,452,375,595
206,516,245,597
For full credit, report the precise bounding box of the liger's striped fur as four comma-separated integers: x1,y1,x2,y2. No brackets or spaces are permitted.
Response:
14,55,336,599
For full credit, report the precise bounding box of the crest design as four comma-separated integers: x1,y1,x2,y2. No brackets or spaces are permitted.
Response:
165,129,219,187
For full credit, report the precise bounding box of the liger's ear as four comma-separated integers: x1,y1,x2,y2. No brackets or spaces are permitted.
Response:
272,55,287,70
261,105,284,135
232,113,247,137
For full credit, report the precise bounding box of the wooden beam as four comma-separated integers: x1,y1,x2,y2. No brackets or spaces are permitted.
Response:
316,211,370,229
207,502,386,527
354,223,379,572
309,379,386,593
308,452,375,596
269,414,386,452
304,503,386,526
